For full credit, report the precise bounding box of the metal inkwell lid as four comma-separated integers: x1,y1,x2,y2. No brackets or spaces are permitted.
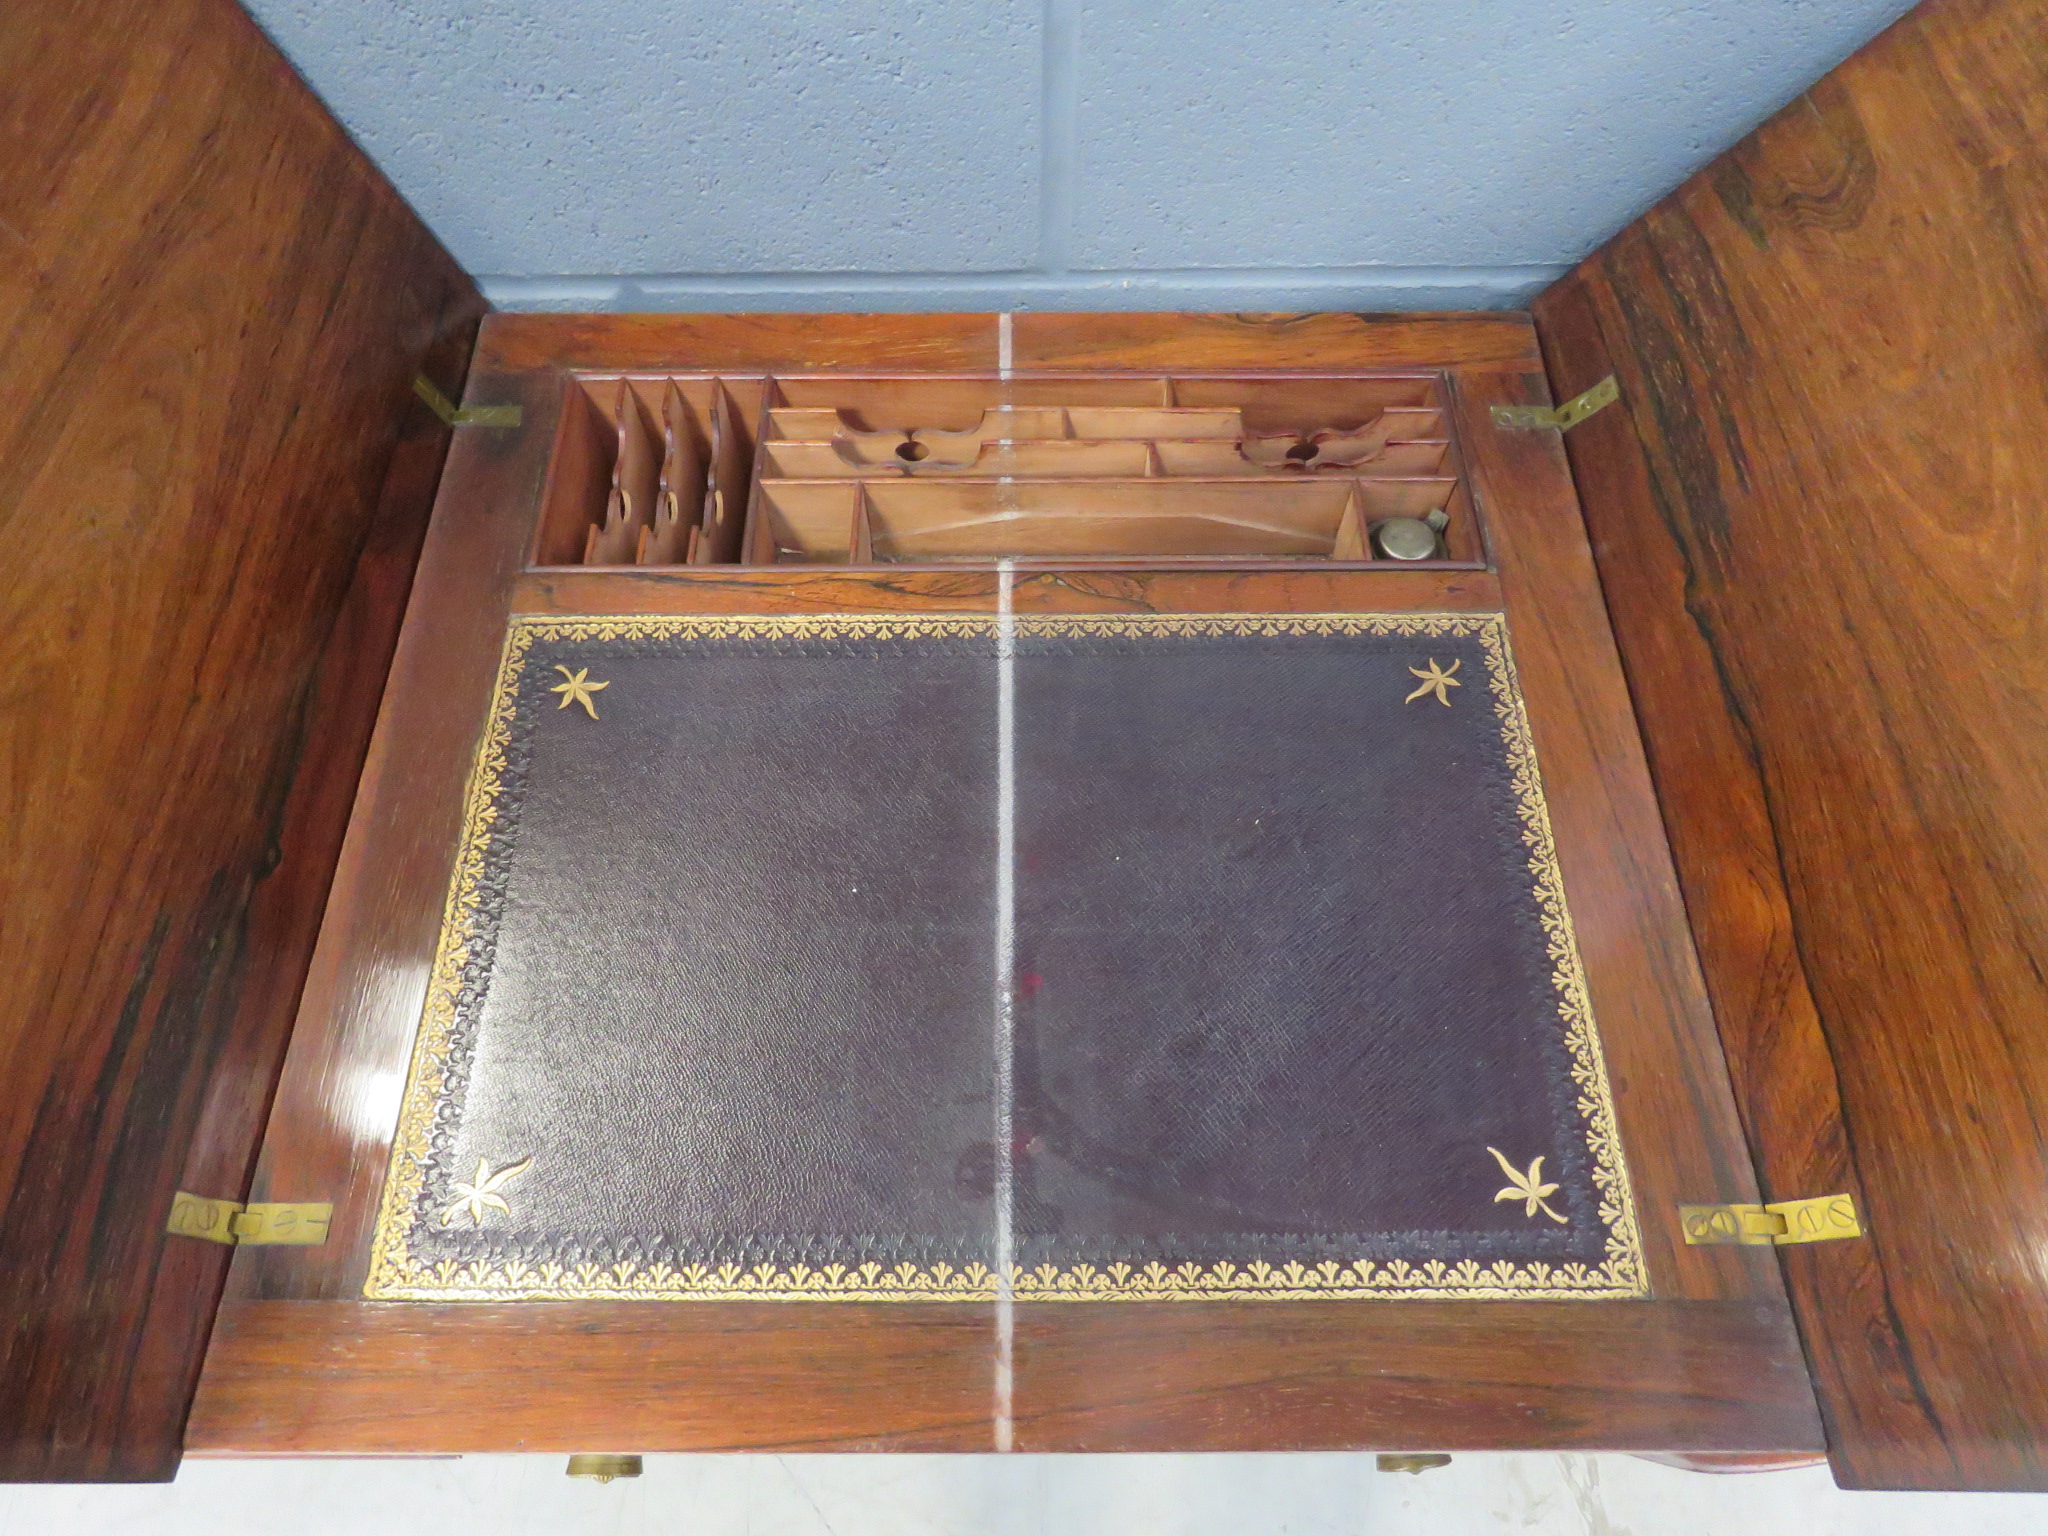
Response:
1373,508,1450,561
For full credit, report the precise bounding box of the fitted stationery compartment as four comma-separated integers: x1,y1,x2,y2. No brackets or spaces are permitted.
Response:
532,376,767,566
531,372,1482,568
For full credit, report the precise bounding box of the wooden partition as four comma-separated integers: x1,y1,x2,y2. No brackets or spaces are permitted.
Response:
0,0,482,1481
1533,0,2048,1491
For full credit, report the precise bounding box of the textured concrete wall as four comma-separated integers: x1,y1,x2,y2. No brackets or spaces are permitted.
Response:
246,0,1914,311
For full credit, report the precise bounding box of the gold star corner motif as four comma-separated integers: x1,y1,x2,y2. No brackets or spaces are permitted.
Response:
550,665,610,718
1404,657,1462,706
439,1155,532,1228
1487,1146,1567,1224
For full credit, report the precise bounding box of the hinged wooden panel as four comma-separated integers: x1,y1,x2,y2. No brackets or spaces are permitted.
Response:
1533,0,2048,1491
0,0,483,1481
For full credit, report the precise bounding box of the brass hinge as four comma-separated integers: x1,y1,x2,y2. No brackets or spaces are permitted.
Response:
1491,374,1619,431
166,1191,332,1246
567,1454,644,1483
1679,1193,1863,1246
413,374,522,429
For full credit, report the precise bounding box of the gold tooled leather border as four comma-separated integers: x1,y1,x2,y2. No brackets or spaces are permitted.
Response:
365,612,1646,1301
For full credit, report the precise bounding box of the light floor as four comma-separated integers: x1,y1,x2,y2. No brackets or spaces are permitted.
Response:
4,1453,2044,1534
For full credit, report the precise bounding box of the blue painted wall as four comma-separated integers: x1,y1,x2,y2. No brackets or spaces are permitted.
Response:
246,0,1913,312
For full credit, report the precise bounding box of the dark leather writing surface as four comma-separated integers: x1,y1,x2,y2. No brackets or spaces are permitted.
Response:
368,614,1642,1301
1011,631,1603,1273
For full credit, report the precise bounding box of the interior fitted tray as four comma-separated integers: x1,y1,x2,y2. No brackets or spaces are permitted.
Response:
367,612,1641,1302
531,372,1482,568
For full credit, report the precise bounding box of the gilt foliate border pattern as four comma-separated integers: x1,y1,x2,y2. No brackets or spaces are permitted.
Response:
366,612,1645,1302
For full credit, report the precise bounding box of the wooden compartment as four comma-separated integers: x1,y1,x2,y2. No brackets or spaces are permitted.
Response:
531,375,765,567
749,478,1458,563
531,372,1481,568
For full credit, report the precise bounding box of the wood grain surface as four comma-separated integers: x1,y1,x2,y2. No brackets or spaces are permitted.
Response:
1010,312,1541,372
1533,0,2048,1490
203,314,1814,1456
474,311,1538,378
475,313,1001,375
0,0,482,1481
1011,1301,1813,1452
191,1302,996,1453
514,567,1503,618
187,1299,1811,1455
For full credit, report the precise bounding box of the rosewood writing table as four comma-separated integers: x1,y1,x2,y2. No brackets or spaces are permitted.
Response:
187,312,1817,1457
13,0,2048,1491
